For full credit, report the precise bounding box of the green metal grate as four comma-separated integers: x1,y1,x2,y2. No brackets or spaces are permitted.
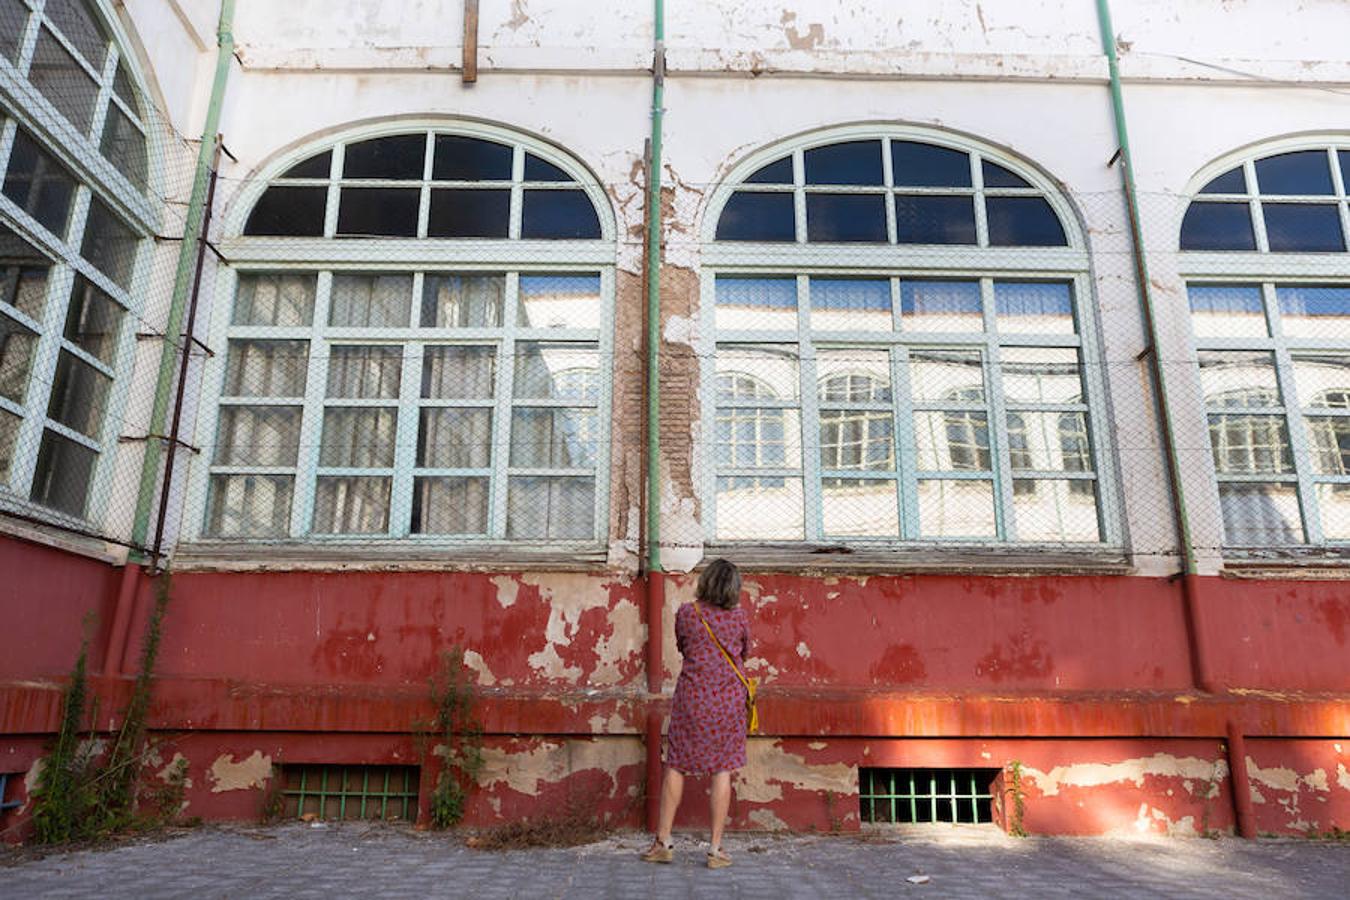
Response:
859,767,998,825
280,764,420,821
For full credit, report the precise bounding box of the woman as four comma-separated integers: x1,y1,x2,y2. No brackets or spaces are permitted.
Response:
642,558,751,869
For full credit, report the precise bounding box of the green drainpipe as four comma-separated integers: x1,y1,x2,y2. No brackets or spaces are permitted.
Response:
131,0,237,552
644,0,665,574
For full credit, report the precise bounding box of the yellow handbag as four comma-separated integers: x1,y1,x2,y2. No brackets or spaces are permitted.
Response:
694,603,760,735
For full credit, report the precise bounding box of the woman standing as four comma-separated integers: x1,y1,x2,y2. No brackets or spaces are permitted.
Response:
642,558,751,869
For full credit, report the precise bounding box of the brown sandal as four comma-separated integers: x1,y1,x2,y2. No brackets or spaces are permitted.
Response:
641,840,674,864
707,847,732,869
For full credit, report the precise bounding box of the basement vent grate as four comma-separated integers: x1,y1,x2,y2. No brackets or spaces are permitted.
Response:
280,764,420,821
859,767,998,825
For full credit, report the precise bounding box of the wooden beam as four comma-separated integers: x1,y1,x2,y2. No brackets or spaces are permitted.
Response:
463,0,479,83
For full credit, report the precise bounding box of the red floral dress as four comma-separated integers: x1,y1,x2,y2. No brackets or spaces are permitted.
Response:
665,601,751,775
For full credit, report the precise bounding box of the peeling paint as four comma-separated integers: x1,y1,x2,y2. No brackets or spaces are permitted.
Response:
1245,758,1330,794
795,641,811,659
521,574,613,680
463,650,497,686
208,751,273,793
734,740,854,804
475,738,642,796
1338,763,1350,792
1025,754,1227,798
748,807,790,830
491,575,519,608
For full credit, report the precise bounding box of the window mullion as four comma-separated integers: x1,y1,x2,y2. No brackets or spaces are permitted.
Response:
983,281,1014,541
592,266,615,544
892,345,920,539
292,271,332,536
16,0,44,72
489,272,519,539
1246,160,1269,253
1074,271,1116,545
388,339,422,538
881,137,897,245
322,146,343,238
1273,342,1323,545
797,275,821,541
416,130,433,239
972,154,989,248
11,262,74,497
509,147,524,241
792,149,806,243
87,44,118,151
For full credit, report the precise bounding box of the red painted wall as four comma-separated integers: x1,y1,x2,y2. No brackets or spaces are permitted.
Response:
0,535,116,678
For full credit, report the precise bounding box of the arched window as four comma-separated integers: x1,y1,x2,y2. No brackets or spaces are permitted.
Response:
703,128,1109,545
0,0,151,522
1181,140,1350,547
190,125,613,545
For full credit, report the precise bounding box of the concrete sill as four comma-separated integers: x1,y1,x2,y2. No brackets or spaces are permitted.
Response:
171,541,612,573
705,543,1130,576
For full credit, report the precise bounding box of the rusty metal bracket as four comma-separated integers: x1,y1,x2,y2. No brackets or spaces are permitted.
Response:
119,433,201,454
135,331,215,357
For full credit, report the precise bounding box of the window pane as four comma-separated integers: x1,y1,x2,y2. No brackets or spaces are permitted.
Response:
336,188,420,237
1278,285,1350,339
715,346,798,402
909,349,984,402
224,340,309,397
422,345,495,399
0,0,27,61
411,477,489,534
893,195,976,244
1219,483,1304,545
1,258,50,322
320,408,397,467
986,197,1066,246
3,131,77,237
1314,484,1350,541
45,0,107,67
47,349,110,438
891,142,970,187
900,280,982,332
995,281,1074,334
915,411,990,471
1000,348,1082,404
1262,204,1345,252
206,474,292,537
1198,351,1281,407
1341,151,1350,195
509,408,597,467
715,476,803,540
1208,414,1291,473
714,408,800,469
1199,167,1246,194
99,105,148,190
804,141,883,185
822,479,899,537
329,273,412,327
0,312,37,402
523,154,573,183
1306,418,1350,476
312,476,391,534
805,194,887,242
244,186,327,237
417,408,491,467
1012,479,1099,542
1180,202,1256,251
326,345,403,399
916,479,996,538
518,274,601,329
506,476,594,539
420,273,503,328
214,406,301,467
982,160,1030,189
1292,355,1350,409
0,408,19,478
233,273,316,327
715,192,795,242
716,277,797,332
433,135,512,180
819,411,893,471
281,151,331,179
342,134,425,180
521,190,601,239
817,350,891,402
513,343,600,402
63,276,123,364
31,28,99,132
1006,411,1090,472
809,278,890,331
745,157,792,185
30,428,95,516
1255,150,1334,195
80,199,138,288
427,189,510,238
1187,284,1267,338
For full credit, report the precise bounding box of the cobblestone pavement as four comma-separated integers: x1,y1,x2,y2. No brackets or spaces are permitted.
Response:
3,823,1348,899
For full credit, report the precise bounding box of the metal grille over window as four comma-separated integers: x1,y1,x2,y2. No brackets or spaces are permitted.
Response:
859,768,998,825
279,764,420,821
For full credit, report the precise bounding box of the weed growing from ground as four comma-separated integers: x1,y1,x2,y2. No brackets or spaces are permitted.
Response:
417,647,485,829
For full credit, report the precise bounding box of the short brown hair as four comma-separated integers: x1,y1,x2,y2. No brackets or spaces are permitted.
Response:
696,558,742,610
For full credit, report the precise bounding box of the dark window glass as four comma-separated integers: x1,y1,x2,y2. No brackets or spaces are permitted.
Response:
1263,204,1345,252
982,160,1030,188
745,157,793,185
112,61,139,115
342,135,426,180
281,151,332,179
47,349,110,438
523,154,573,182
99,104,147,190
336,188,420,237
433,135,512,180
715,192,795,241
80,199,137,288
806,194,887,242
1255,150,1334,195
1340,151,1350,194
1199,167,1246,194
804,141,883,185
891,141,970,187
245,186,327,237
63,276,122,364
0,0,28,62
3,131,76,237
0,312,37,402
986,197,1067,246
31,28,99,133
30,428,96,517
427,189,510,238
894,195,976,244
45,0,107,67
521,190,601,239
1180,202,1256,251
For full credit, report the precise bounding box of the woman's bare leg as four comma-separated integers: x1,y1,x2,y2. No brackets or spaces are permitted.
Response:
656,767,684,843
709,771,731,851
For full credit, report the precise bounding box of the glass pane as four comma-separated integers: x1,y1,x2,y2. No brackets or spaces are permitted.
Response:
916,479,996,538
0,0,27,61
804,141,883,185
1278,285,1350,339
421,345,495,399
715,407,800,469
513,343,600,402
1199,167,1246,194
342,134,425,179
1314,484,1350,541
427,189,510,238
1012,480,1099,542
31,28,99,132
822,479,899,537
1219,483,1304,545
982,160,1030,189
224,340,309,397
80,199,138,289
0,258,51,321
312,476,391,534
1262,204,1345,252
716,277,797,332
417,408,491,468
213,406,301,466
1341,151,1350,195
745,157,792,185
805,194,887,242
521,190,601,239
244,186,327,237
47,349,110,438
1306,418,1350,475
99,104,147,190
715,346,798,402
233,273,316,327
420,273,503,327
715,476,803,540
281,151,331,179
893,195,976,244
1208,414,1292,474
412,476,489,534
1292,355,1350,409
509,408,598,467
433,135,512,180
63,276,123,364
817,349,891,401
986,197,1066,246
518,274,601,329
0,408,19,478
506,476,595,539
909,349,984,402
319,408,397,467
1255,150,1334,195
0,312,37,401
30,428,95,516
206,474,292,537
915,411,990,471
523,154,572,182
1187,284,1267,338
336,188,420,237
330,273,412,327
1006,411,1090,472
1179,202,1256,251
1197,351,1280,407
819,411,893,470
715,192,795,242
4,131,77,237
1000,348,1082,404
809,278,890,331
900,280,982,332
45,0,106,66
995,281,1074,334
326,345,403,399
891,142,970,187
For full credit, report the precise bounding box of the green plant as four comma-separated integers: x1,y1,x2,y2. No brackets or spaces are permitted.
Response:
30,639,100,844
418,648,485,829
1006,760,1027,837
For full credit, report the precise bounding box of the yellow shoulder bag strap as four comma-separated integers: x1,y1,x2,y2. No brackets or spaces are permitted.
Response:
693,602,759,734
